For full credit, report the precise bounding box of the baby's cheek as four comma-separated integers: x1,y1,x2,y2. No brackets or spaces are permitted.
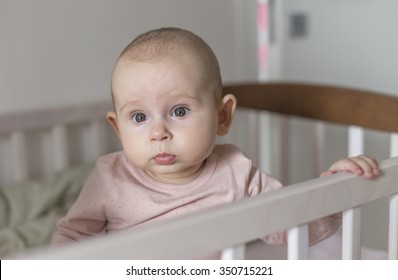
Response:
123,144,148,166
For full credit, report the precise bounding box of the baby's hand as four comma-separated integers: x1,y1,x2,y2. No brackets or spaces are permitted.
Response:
320,155,380,179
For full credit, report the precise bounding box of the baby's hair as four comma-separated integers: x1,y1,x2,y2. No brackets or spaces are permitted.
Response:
120,27,191,60
119,27,218,66
111,27,222,107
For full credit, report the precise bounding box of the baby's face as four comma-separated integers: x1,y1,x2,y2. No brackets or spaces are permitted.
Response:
110,56,220,183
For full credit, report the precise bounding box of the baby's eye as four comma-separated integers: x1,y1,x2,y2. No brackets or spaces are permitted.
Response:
131,112,147,123
171,106,189,117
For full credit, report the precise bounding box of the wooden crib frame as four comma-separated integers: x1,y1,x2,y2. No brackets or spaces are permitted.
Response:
1,82,398,260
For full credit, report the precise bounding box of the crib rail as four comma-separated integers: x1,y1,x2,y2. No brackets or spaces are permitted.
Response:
24,156,398,260
0,102,111,134
224,83,398,133
0,102,113,185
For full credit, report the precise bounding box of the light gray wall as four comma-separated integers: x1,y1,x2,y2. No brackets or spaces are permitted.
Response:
281,0,397,251
282,0,398,95
0,0,258,114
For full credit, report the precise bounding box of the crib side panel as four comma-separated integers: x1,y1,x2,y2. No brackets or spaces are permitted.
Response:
25,156,398,259
0,102,118,187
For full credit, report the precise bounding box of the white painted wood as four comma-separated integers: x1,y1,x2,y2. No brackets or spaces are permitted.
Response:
342,206,362,259
348,126,364,156
287,224,309,259
259,113,289,184
390,133,398,157
276,116,290,184
23,157,398,259
0,102,111,134
388,134,398,260
314,122,325,175
248,110,260,167
221,244,246,260
89,120,107,160
258,112,272,174
343,126,364,260
389,193,398,260
1,101,111,187
51,125,69,171
10,131,28,182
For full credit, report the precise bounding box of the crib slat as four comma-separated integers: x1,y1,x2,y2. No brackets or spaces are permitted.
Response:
387,133,398,260
390,133,398,157
275,116,290,184
89,120,107,160
258,113,290,184
344,126,364,260
287,224,309,259
342,206,362,259
389,193,398,259
221,244,246,260
52,125,69,171
314,122,325,175
258,112,272,173
348,126,364,156
10,131,28,182
247,111,260,166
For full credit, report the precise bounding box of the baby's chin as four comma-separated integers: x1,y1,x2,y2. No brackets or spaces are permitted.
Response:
145,163,204,184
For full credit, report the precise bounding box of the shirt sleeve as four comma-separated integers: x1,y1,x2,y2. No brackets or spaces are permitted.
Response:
51,164,108,246
247,166,342,247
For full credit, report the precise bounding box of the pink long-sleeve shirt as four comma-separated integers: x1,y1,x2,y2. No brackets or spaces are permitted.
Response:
52,144,341,252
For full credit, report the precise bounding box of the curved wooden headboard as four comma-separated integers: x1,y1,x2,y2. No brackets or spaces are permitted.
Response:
224,83,398,133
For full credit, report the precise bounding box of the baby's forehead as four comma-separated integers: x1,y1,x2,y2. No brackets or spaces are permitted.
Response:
112,56,221,101
114,44,217,87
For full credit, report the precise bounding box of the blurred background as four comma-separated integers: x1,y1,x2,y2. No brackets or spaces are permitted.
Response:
0,0,257,113
2,0,398,112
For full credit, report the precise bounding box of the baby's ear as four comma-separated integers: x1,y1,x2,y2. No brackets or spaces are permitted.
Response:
217,94,237,136
106,111,120,138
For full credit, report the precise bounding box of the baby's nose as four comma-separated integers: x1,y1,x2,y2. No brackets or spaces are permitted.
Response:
150,122,172,141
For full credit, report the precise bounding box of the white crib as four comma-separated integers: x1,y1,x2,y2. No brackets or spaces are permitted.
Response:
1,82,397,260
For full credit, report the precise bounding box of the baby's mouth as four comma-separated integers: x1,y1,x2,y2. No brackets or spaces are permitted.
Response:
153,153,176,165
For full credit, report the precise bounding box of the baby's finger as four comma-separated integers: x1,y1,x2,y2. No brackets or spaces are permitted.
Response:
327,158,364,176
350,155,380,178
357,155,379,170
320,170,336,177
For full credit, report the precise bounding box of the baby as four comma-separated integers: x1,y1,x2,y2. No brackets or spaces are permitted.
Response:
52,27,379,256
